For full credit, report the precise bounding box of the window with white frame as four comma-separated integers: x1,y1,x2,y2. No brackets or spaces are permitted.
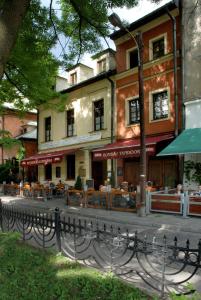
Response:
45,116,51,142
149,34,167,60
97,58,106,73
70,72,77,85
66,109,74,137
94,99,104,131
129,98,140,124
152,91,169,120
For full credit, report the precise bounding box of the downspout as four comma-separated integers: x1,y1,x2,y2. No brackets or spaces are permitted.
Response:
166,8,178,137
107,76,115,186
167,3,183,185
1,115,4,164
180,0,185,130
36,109,39,181
37,109,39,152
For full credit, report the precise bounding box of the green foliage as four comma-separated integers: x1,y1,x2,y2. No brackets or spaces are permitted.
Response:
16,146,26,162
0,161,12,183
184,160,201,185
0,130,21,149
0,0,59,111
0,232,149,300
74,175,82,190
0,0,142,111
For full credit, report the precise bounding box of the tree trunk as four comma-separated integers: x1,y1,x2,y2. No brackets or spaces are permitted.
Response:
0,0,30,80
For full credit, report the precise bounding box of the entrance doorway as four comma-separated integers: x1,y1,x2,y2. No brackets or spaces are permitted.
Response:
148,158,178,187
92,161,107,190
124,158,140,186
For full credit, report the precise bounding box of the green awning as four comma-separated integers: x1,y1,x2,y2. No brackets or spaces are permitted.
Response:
157,128,201,156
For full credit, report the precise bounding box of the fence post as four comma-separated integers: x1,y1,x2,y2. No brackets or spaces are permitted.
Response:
180,193,187,218
54,207,61,252
182,192,188,218
145,191,150,215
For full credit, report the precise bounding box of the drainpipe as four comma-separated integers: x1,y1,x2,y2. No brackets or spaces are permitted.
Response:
36,109,39,152
1,115,5,164
180,0,185,130
166,8,178,137
167,3,184,185
36,109,39,181
107,76,115,186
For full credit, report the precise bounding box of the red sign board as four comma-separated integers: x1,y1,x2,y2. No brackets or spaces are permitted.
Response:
93,145,155,160
21,156,62,167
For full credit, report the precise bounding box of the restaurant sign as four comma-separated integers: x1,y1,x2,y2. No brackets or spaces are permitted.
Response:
93,145,155,160
21,156,62,167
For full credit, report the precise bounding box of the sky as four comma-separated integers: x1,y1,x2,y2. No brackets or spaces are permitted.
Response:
42,0,170,75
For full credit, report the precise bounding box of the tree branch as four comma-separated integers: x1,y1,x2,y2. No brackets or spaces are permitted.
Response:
76,18,83,64
49,0,66,56
69,0,110,48
4,71,25,96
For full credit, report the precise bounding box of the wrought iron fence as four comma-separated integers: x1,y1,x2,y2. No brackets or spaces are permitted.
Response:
0,199,200,298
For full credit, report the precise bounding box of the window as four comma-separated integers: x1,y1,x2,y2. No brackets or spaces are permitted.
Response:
70,72,77,85
153,91,168,120
67,155,75,179
56,166,61,178
45,117,51,142
44,164,52,180
94,99,104,131
152,37,165,60
97,58,106,73
129,49,138,68
67,109,74,137
129,99,140,124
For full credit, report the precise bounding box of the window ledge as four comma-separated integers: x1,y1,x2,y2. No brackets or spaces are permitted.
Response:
41,140,53,144
125,123,140,128
62,135,77,139
149,117,170,123
88,128,107,133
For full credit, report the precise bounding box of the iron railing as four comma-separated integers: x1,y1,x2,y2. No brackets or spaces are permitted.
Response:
0,199,200,298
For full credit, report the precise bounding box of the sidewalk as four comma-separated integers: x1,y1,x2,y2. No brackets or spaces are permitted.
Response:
1,194,201,235
1,194,201,296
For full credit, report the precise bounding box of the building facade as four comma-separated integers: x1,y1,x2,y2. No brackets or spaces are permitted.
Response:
22,49,116,189
0,108,37,164
94,1,181,188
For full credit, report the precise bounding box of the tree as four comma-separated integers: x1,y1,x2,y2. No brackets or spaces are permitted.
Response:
0,0,145,111
74,175,82,190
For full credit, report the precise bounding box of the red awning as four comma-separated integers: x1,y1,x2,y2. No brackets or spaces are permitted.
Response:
93,134,174,160
21,149,78,167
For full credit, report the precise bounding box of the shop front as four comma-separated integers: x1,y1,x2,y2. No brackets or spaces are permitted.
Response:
21,149,79,184
93,134,178,189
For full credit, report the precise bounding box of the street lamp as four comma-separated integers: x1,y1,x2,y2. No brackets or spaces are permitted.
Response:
109,13,146,216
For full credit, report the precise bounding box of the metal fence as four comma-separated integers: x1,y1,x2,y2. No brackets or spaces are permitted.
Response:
0,199,200,298
147,190,201,217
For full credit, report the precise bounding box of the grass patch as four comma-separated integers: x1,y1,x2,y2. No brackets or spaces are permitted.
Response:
0,232,151,300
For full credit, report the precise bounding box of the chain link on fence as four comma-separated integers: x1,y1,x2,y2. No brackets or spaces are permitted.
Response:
0,199,201,298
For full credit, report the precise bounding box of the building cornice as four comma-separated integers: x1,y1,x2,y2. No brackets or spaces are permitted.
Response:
60,69,116,94
112,9,179,46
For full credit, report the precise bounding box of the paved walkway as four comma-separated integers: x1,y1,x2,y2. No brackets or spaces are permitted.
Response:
1,194,201,295
1,194,201,235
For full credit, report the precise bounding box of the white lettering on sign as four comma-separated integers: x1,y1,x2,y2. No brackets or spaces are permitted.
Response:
21,156,62,166
94,146,155,160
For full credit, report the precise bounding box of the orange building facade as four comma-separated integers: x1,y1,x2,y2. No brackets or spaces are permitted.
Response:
94,2,181,188
115,5,181,188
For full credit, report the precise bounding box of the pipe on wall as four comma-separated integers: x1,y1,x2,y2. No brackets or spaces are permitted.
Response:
107,76,115,185
166,8,179,137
